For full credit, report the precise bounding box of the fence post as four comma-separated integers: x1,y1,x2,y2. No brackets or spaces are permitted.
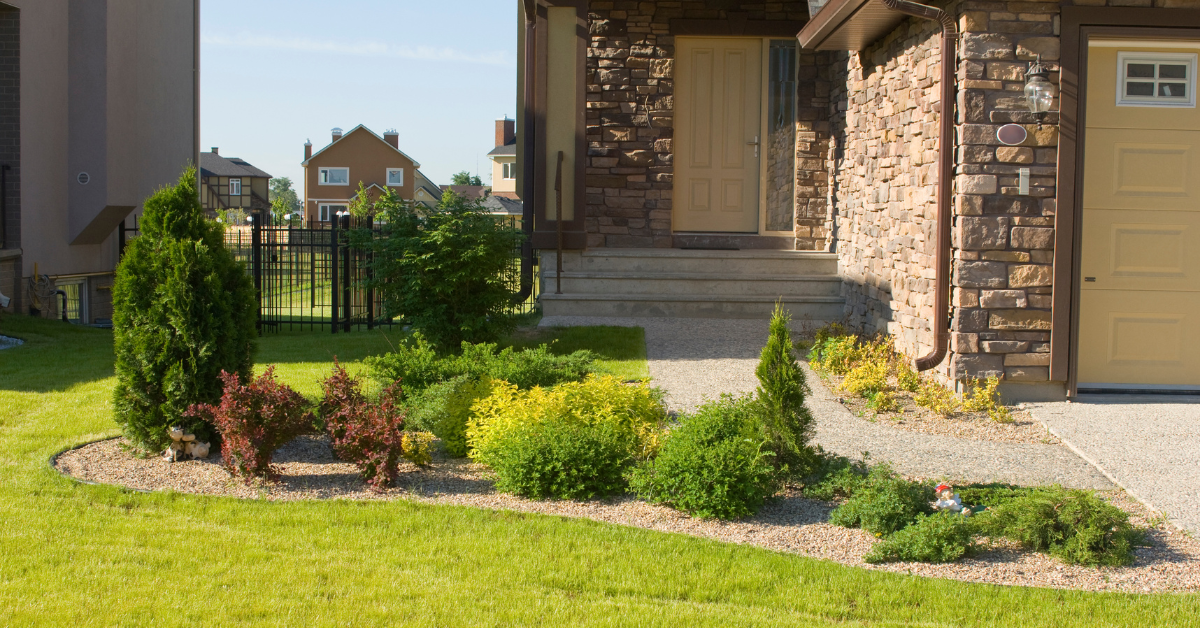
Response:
330,216,339,334
341,213,352,333
251,211,262,336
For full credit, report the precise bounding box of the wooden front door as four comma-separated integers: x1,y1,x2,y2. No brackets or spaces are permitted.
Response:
1078,39,1200,387
673,37,762,233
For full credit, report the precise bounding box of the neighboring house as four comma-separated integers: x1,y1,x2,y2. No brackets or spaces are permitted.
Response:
440,185,490,200
483,195,523,226
0,0,198,324
517,0,1200,399
488,118,518,199
200,149,272,218
301,125,421,224
413,170,442,208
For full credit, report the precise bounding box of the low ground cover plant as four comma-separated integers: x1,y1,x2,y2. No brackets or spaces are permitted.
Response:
321,362,425,489
186,367,313,482
977,487,1143,566
467,375,665,499
865,511,978,564
629,395,778,519
827,463,934,536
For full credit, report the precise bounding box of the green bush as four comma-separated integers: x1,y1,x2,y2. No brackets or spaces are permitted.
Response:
865,511,978,564
754,304,816,477
976,487,1143,566
468,376,665,499
366,332,596,395
405,375,495,458
828,464,934,536
359,189,525,347
113,167,257,450
801,453,870,501
629,396,778,520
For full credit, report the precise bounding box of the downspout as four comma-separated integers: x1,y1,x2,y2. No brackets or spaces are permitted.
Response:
514,0,537,304
879,0,957,371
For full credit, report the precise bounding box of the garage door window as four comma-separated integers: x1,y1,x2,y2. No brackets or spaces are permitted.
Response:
1118,52,1197,108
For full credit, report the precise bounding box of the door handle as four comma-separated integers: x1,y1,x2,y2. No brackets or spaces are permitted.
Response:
747,135,759,158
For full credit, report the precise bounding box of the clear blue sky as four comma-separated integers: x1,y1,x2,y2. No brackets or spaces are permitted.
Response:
200,0,517,191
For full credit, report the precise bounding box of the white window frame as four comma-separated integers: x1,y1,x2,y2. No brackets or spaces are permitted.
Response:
229,178,241,196
318,203,347,222
386,168,405,187
318,167,350,185
1117,51,1197,108
502,162,515,180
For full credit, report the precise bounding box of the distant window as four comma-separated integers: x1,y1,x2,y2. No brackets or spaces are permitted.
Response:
229,178,241,196
319,167,349,185
502,162,515,180
1118,52,1197,108
318,204,346,222
386,168,405,186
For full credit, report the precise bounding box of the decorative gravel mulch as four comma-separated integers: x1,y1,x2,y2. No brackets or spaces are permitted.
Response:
815,373,1060,446
55,436,1200,593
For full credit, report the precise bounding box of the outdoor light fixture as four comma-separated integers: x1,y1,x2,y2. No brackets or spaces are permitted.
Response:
1024,55,1056,128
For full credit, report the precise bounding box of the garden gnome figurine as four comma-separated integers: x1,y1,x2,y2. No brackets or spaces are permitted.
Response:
932,483,963,512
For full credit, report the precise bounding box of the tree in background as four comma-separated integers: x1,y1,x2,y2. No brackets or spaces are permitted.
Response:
269,177,301,213
359,189,522,348
112,166,257,451
451,171,483,186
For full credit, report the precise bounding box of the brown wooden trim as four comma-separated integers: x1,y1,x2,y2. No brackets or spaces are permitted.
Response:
1054,7,1200,393
532,231,587,249
672,14,808,37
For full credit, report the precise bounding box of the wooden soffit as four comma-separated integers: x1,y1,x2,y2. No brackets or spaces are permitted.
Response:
672,12,808,38
797,0,908,51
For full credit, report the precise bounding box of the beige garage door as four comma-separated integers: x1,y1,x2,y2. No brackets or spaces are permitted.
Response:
1079,39,1200,388
673,37,762,233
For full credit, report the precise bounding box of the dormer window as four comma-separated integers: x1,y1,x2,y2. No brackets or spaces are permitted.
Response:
386,168,405,186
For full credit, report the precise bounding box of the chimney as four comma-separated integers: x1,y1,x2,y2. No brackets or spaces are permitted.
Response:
383,128,399,149
211,147,219,155
331,127,343,142
496,118,515,147
304,139,312,160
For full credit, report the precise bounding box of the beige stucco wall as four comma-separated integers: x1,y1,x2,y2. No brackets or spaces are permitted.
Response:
15,0,197,278
491,155,516,195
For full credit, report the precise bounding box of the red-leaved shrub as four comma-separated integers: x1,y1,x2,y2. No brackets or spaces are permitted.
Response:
321,361,407,490
187,367,314,482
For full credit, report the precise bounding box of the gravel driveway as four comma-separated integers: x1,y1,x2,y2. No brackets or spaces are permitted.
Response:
540,316,1111,489
1031,398,1200,535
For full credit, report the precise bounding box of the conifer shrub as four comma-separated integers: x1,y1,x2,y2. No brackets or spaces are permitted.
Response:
629,395,778,519
320,361,410,490
113,167,257,450
467,376,665,499
754,304,816,476
864,511,978,564
360,190,525,347
827,464,935,536
186,367,314,482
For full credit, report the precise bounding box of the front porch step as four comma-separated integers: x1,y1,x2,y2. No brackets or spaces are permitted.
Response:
539,293,846,321
566,248,839,275
541,271,842,297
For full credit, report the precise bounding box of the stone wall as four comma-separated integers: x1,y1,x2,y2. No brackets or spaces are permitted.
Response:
584,1,811,248
825,14,951,372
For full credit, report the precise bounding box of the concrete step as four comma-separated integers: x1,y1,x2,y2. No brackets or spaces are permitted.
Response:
552,249,839,275
540,271,843,297
540,293,846,321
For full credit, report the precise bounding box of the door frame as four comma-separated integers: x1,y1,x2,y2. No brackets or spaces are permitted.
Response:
1055,8,1200,396
672,35,800,238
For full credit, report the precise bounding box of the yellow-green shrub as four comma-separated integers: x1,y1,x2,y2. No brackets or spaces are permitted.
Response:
401,431,435,466
963,376,1013,423
914,380,960,418
895,361,920,393
840,360,890,399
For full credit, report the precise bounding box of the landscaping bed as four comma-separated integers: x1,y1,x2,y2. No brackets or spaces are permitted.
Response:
55,434,1200,593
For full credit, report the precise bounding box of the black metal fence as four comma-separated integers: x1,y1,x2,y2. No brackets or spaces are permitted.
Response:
221,214,537,334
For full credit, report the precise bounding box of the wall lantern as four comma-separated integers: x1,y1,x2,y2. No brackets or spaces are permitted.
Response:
1024,55,1055,128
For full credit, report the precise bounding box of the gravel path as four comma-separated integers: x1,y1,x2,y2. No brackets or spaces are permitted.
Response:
55,437,1200,593
540,316,1113,489
1030,398,1200,535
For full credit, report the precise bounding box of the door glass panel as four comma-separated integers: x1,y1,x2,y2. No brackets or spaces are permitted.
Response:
766,39,797,232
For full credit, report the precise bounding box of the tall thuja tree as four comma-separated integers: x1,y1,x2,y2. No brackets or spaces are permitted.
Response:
754,303,816,477
112,166,257,451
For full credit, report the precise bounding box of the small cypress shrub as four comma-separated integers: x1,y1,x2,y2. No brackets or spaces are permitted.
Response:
754,304,816,476
113,167,256,451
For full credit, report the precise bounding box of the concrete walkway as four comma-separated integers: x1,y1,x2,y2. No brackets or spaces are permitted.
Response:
540,316,1112,489
1031,399,1200,535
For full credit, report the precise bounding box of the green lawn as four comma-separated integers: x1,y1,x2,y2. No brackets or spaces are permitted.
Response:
0,315,1196,627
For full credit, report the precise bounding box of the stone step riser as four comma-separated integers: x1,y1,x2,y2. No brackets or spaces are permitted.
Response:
540,276,842,297
541,297,846,321
567,256,838,275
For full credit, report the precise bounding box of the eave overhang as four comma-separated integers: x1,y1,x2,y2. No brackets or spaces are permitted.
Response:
797,0,908,51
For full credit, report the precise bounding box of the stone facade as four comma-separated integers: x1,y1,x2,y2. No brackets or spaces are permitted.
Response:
584,1,813,249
